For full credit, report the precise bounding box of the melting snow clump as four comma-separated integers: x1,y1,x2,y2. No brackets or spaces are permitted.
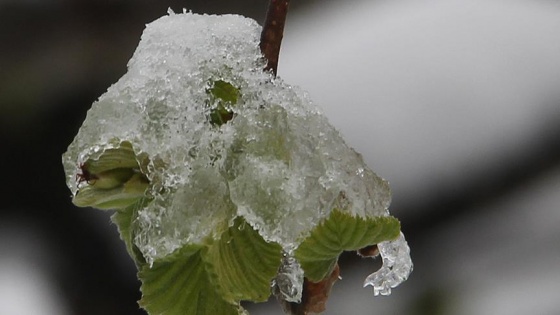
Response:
62,10,412,293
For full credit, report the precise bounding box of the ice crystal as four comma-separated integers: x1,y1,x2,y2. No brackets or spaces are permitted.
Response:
273,254,304,303
364,232,413,295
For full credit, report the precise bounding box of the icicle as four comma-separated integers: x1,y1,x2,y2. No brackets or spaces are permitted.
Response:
364,232,413,296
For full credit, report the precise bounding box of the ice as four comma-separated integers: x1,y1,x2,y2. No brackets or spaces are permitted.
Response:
364,232,413,296
273,254,304,303
62,11,393,265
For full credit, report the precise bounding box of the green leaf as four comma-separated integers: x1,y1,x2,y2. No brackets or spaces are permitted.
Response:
207,80,240,126
72,173,149,210
137,218,282,315
205,217,283,303
111,205,146,266
295,209,401,282
86,168,135,189
84,141,139,175
139,246,242,315
209,80,240,103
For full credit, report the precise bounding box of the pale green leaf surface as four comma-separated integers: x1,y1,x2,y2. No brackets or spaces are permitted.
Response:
295,210,401,282
139,246,241,315
205,217,283,303
72,173,148,210
134,217,283,315
111,206,146,266
84,141,139,174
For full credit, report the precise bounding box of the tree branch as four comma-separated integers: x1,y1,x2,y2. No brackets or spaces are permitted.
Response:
260,0,291,76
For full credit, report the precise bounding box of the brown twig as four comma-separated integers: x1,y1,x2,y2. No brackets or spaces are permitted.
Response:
285,264,341,315
260,0,291,76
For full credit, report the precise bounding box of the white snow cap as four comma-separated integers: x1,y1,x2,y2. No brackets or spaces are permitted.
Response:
62,12,399,282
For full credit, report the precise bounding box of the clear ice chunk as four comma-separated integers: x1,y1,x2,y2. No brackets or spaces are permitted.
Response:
62,11,393,266
364,232,413,296
273,254,304,303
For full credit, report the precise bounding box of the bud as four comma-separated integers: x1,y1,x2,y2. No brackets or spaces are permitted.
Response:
73,173,149,210
87,168,135,190
84,142,139,175
73,141,150,210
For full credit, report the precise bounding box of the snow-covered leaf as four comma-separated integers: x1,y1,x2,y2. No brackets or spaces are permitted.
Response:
295,210,400,282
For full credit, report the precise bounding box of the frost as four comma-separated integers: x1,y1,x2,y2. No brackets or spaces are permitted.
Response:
62,11,395,270
364,232,413,296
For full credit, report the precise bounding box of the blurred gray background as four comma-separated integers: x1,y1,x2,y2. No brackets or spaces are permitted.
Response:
1,0,559,314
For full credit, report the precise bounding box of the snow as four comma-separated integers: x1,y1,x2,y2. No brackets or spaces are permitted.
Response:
62,10,410,294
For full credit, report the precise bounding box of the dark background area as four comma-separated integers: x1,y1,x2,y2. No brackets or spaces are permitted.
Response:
1,0,559,314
